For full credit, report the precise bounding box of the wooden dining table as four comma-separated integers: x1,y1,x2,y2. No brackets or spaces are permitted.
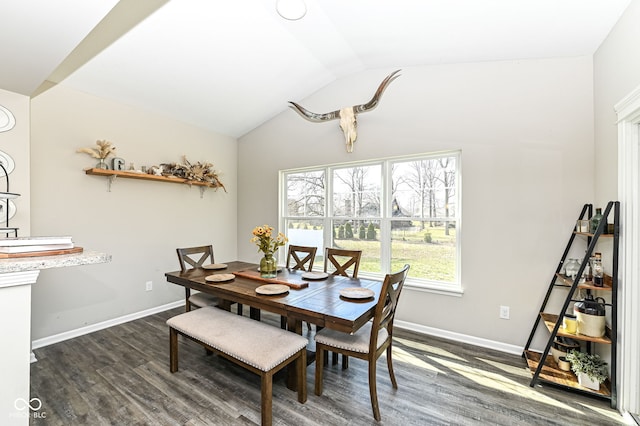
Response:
165,261,382,390
164,261,382,336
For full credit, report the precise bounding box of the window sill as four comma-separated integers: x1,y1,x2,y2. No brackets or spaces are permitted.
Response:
356,271,464,297
404,280,464,297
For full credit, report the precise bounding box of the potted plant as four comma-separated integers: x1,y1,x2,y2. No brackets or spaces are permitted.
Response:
565,349,608,390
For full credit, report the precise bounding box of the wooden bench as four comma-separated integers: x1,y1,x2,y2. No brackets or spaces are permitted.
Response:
166,306,308,426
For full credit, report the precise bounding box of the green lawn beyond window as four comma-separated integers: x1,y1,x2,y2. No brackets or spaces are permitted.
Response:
326,224,456,282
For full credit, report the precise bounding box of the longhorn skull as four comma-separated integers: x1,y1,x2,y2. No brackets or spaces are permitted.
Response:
289,69,401,153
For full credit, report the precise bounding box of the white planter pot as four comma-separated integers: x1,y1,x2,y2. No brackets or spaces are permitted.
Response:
577,372,601,391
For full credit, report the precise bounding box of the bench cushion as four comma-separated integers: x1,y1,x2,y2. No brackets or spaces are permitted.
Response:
167,306,308,371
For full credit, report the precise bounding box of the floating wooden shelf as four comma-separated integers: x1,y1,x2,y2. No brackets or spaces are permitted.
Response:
85,168,222,188
85,168,224,194
524,350,611,398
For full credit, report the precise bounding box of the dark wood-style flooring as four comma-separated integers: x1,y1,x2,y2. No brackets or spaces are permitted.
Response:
29,307,625,425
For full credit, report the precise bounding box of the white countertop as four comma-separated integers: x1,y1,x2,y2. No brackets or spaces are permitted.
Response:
0,250,111,274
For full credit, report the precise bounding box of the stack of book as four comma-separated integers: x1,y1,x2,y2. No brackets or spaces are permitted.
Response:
0,236,82,258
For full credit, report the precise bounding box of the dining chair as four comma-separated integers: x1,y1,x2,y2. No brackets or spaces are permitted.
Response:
314,264,410,422
324,247,362,278
323,247,363,365
283,244,318,330
286,244,317,271
176,245,243,315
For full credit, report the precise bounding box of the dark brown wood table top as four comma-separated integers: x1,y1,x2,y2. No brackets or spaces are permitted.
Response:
165,261,382,334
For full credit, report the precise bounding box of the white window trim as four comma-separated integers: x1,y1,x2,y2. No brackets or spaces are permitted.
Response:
615,83,640,416
279,151,463,295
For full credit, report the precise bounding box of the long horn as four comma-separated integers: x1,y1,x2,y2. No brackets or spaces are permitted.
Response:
288,101,340,122
353,69,401,114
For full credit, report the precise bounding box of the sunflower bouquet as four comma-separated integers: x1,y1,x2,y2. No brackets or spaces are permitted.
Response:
251,224,287,255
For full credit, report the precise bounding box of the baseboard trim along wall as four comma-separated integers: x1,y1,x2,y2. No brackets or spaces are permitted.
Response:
30,300,184,360
394,320,523,355
30,302,523,361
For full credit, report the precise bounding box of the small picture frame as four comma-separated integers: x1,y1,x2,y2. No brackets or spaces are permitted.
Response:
576,220,590,233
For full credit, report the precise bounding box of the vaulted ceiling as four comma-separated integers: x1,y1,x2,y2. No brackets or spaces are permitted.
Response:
0,0,632,138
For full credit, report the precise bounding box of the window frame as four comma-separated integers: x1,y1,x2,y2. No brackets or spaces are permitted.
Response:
278,150,462,295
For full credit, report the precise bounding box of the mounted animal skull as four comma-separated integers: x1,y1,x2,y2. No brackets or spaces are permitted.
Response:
289,69,401,153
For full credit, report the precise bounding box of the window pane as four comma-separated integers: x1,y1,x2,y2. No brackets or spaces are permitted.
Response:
332,219,381,273
286,171,325,217
332,165,381,217
392,157,457,219
285,219,324,247
391,220,457,282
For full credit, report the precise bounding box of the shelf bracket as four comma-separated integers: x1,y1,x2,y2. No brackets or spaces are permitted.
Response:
199,186,205,198
106,175,117,192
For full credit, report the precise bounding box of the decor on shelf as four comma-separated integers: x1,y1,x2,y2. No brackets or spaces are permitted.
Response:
112,157,126,171
565,350,608,391
590,207,605,233
251,224,287,278
159,156,226,192
76,140,117,169
564,258,580,278
573,294,606,338
289,69,401,153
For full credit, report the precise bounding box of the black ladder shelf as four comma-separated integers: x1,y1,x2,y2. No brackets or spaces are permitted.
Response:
522,201,619,408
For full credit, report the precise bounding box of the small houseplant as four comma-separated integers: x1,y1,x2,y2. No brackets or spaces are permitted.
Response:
565,349,608,390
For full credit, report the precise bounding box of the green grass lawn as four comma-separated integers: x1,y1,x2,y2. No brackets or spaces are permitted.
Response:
331,225,457,282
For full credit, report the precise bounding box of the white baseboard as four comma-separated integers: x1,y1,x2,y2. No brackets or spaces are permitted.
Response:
395,319,523,355
31,300,184,355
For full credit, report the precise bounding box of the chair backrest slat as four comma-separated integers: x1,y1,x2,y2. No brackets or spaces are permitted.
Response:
324,248,362,278
286,245,317,271
176,245,214,272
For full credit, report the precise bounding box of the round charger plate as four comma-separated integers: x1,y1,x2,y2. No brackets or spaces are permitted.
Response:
205,273,235,283
203,263,228,270
301,271,329,280
339,287,375,299
256,284,289,295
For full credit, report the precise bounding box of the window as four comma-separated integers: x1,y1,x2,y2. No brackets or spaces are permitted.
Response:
280,151,461,292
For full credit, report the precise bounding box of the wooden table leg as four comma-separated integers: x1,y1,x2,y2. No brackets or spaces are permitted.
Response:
250,307,261,320
219,300,232,312
287,317,303,391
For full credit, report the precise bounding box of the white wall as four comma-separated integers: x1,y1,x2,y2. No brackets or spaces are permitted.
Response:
29,84,238,340
238,57,595,346
594,0,640,204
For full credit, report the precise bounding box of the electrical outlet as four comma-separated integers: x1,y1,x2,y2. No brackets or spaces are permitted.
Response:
145,281,153,291
499,305,510,320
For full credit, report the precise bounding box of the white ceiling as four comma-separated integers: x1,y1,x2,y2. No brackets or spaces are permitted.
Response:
0,0,632,138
